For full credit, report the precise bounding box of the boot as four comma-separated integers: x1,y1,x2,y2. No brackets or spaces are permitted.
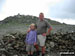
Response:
42,54,45,56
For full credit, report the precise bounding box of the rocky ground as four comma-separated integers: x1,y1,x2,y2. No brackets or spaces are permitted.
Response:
0,31,75,56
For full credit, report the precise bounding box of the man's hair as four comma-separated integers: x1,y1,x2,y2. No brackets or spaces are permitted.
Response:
39,12,44,15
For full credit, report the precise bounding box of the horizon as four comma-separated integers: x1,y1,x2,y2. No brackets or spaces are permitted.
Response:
0,0,75,25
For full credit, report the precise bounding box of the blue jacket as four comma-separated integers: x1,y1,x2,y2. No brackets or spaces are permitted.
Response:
25,30,37,45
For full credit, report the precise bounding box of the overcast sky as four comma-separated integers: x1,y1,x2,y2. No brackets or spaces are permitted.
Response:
0,0,75,25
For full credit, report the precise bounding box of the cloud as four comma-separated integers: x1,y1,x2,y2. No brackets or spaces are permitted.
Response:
0,0,61,20
52,18,75,25
0,0,6,11
49,0,75,19
0,0,75,25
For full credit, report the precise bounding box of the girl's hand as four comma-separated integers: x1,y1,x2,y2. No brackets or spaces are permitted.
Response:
34,43,37,46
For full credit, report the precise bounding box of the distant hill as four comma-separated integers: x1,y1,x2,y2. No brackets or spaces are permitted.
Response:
0,14,75,36
0,14,63,25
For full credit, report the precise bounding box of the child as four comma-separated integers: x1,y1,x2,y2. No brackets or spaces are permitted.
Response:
25,23,37,56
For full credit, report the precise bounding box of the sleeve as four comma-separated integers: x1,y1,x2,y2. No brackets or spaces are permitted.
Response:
25,34,29,43
34,31,37,43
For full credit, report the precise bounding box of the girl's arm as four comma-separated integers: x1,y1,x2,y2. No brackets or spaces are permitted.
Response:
25,33,29,43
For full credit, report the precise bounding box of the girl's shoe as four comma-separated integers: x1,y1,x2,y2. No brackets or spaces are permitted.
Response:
28,55,31,56
30,54,33,56
42,54,45,56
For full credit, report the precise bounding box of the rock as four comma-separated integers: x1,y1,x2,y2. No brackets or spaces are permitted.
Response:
1,31,75,55
71,36,75,40
50,41,55,48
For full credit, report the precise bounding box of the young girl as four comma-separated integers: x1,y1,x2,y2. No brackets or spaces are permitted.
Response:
25,23,37,56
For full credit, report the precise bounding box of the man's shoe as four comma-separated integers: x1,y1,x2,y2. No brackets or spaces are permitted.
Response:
37,51,40,56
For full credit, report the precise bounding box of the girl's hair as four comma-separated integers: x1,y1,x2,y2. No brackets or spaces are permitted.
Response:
30,23,37,29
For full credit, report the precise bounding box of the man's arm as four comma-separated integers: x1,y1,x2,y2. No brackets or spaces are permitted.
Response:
42,27,52,36
46,20,52,35
27,28,31,33
47,26,52,35
42,21,52,36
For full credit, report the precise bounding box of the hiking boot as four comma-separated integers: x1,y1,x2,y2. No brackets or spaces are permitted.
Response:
42,54,45,56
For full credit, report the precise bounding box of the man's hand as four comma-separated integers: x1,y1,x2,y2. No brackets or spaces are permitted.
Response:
27,28,31,33
42,33,46,36
42,33,49,36
42,27,52,36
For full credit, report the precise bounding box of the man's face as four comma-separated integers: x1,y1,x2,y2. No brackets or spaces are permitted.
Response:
39,13,44,21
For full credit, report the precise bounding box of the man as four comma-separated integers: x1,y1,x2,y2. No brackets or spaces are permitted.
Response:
34,13,52,56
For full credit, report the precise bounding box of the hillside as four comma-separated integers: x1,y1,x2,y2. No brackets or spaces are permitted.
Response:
0,14,75,37
0,14,62,25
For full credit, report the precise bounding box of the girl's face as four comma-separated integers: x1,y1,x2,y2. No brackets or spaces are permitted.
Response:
30,25,35,30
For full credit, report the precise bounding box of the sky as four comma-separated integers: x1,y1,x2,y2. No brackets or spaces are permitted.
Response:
0,0,75,25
